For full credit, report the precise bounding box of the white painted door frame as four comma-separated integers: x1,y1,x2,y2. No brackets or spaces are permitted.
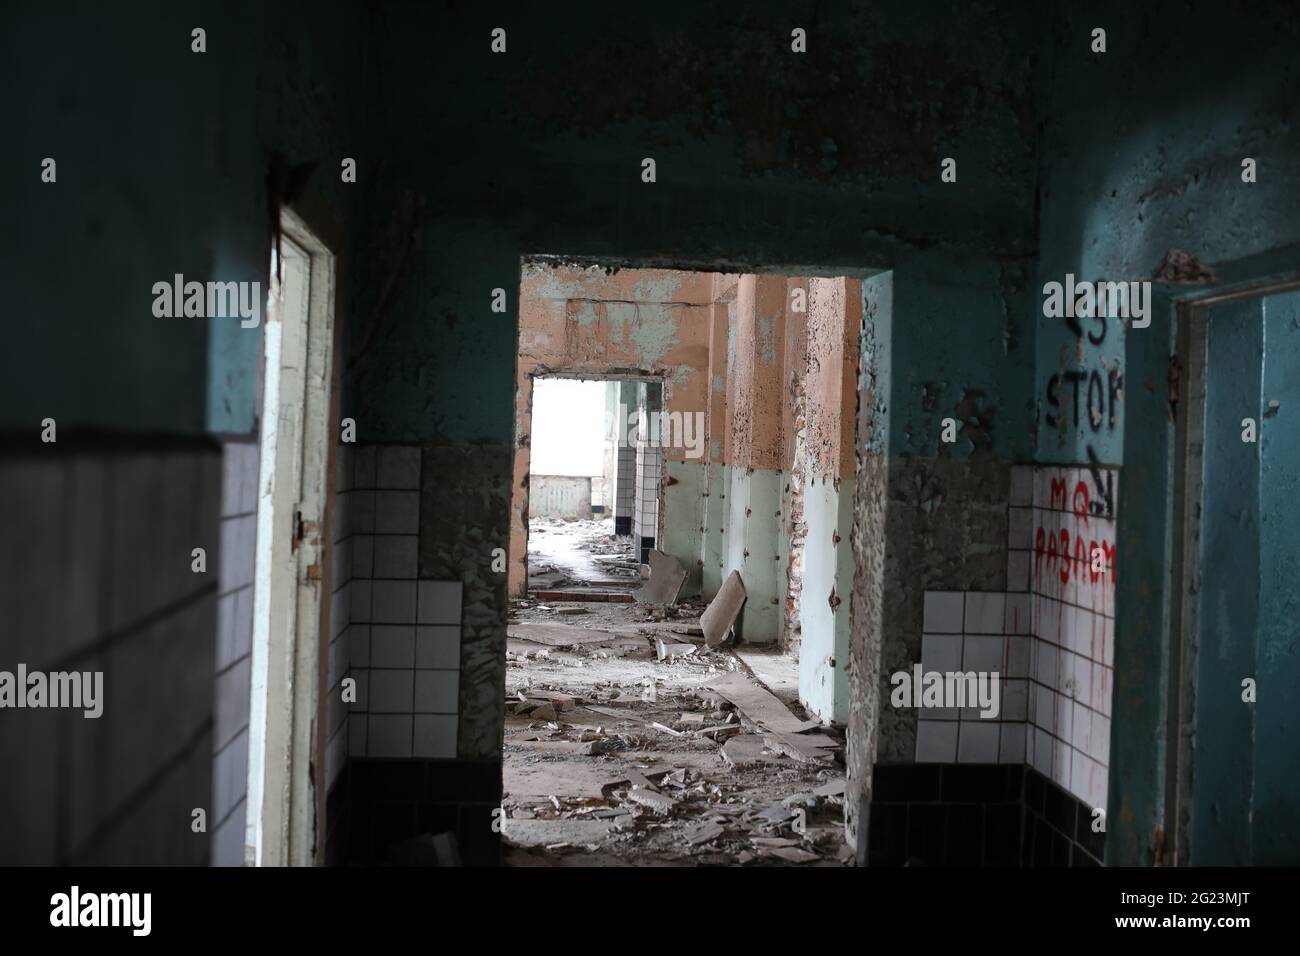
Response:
247,208,336,867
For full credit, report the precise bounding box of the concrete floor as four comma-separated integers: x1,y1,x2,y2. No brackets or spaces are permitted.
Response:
501,597,849,865
526,517,639,589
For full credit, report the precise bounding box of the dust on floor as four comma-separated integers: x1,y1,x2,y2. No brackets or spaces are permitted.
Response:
501,598,852,866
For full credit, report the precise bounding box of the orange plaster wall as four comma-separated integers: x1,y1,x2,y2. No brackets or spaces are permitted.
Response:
509,264,718,595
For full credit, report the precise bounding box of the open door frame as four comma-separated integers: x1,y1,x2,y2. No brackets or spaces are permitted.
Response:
246,207,337,867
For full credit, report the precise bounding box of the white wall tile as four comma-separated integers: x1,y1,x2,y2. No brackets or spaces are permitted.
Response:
368,715,413,757
1071,701,1093,753
348,670,369,713
1007,550,1030,593
370,626,415,668
922,591,964,634
1071,651,1092,702
335,444,353,495
1069,751,1093,805
1055,692,1073,741
351,534,374,579
414,715,458,758
350,580,372,622
1005,636,1030,678
1035,684,1056,732
1092,711,1111,765
371,580,416,623
915,721,958,763
416,625,460,669
414,671,459,714
369,670,414,713
1010,466,1033,506
354,446,378,489
921,633,962,672
349,625,371,667
376,446,422,490
1032,727,1053,775
999,722,1026,764
1036,642,1059,688
348,714,368,756
958,721,999,763
372,535,418,579
214,658,251,750
1037,598,1061,645
1008,507,1032,550
1004,593,1031,634
350,491,375,534
1001,679,1028,721
963,634,1003,672
964,592,1005,635
374,491,419,534
213,732,249,822
1051,736,1071,789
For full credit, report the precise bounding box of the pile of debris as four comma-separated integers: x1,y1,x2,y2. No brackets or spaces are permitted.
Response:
499,618,851,866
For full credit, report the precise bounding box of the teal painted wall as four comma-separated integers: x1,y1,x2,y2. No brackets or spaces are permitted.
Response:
346,1,1042,463
1254,289,1300,863
4,0,365,438
1035,3,1300,467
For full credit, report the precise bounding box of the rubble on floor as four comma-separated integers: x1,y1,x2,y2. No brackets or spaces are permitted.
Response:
527,516,640,591
500,597,852,866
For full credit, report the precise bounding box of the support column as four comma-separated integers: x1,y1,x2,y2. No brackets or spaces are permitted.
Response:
718,274,788,643
612,379,638,537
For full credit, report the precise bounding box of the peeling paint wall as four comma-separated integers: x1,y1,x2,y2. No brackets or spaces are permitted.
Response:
798,278,861,720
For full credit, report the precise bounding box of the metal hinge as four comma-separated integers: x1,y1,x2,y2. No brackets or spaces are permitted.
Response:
292,507,303,552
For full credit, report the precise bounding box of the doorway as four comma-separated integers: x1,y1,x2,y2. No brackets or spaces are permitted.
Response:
496,260,884,864
1167,284,1300,865
521,375,653,597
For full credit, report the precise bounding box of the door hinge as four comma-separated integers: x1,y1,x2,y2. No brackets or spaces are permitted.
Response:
292,507,303,552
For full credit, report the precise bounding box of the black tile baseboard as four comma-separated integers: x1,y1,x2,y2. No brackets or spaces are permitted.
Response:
867,764,1106,867
867,764,1024,866
330,757,502,866
1021,767,1105,866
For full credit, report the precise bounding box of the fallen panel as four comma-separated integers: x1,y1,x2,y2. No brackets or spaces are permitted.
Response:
705,672,821,734
683,822,727,846
814,778,848,797
507,622,623,647
656,639,697,661
701,570,746,646
721,735,783,769
633,549,687,605
504,762,614,800
627,788,678,816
